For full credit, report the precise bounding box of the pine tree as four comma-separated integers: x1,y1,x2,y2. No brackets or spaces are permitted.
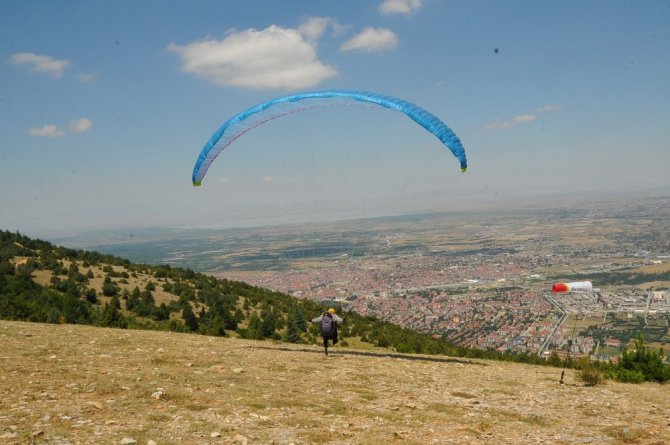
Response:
293,307,307,332
126,287,141,311
141,283,155,306
260,309,276,338
211,315,226,336
246,314,264,340
99,299,128,329
282,318,301,343
84,288,98,304
182,303,199,332
617,334,670,383
101,276,120,297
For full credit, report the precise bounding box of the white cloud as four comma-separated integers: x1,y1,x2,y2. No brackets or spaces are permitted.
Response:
69,117,93,134
29,125,65,137
513,114,537,123
76,73,96,83
484,104,561,131
28,118,92,137
484,114,536,131
298,17,348,41
536,104,561,113
297,17,336,41
378,0,422,15
167,25,337,90
483,121,511,131
10,52,70,78
340,27,398,52
298,17,330,41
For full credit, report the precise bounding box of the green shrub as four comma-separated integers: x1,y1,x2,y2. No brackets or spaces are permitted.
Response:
615,335,670,383
611,368,645,384
578,358,604,386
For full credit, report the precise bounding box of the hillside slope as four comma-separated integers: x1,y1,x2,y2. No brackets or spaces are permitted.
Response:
1,320,668,445
0,230,472,358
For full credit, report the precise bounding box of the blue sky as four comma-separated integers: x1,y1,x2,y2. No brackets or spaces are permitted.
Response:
1,0,669,237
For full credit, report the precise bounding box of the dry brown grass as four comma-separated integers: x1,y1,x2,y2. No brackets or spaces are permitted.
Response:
2,320,669,445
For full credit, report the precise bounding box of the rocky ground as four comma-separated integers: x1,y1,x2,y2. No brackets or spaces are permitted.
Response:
1,320,669,444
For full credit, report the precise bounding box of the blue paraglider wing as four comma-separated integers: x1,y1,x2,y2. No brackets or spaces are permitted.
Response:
192,90,467,186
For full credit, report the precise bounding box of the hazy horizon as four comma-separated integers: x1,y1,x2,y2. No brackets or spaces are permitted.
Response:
40,187,669,244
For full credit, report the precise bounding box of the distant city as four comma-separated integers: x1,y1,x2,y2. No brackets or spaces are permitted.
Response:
57,194,670,361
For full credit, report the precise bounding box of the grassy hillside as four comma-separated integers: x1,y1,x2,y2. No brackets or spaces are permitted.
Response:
0,230,546,363
1,320,669,445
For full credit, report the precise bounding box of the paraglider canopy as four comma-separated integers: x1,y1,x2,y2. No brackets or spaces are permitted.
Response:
192,90,467,186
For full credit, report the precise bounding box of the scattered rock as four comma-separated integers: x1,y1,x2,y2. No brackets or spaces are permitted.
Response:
119,438,137,445
210,431,221,437
232,434,248,445
233,368,244,373
147,441,157,445
87,401,104,410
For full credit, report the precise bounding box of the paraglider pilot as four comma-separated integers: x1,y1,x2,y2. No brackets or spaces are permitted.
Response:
311,308,343,356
